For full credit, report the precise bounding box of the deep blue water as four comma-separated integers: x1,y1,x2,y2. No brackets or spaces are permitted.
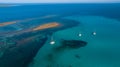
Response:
0,3,120,22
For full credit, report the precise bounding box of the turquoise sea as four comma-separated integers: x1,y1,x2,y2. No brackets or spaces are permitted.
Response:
0,3,120,67
29,16,120,67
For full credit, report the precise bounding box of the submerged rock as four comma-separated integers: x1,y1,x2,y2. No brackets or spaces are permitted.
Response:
54,40,87,52
62,40,87,49
75,54,81,59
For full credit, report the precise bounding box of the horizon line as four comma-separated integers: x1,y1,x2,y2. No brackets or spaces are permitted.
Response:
0,2,120,4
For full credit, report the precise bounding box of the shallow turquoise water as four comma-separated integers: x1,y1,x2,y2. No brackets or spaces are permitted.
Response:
29,16,120,67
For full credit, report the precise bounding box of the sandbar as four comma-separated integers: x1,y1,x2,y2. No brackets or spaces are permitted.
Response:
0,21,17,27
33,22,61,31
